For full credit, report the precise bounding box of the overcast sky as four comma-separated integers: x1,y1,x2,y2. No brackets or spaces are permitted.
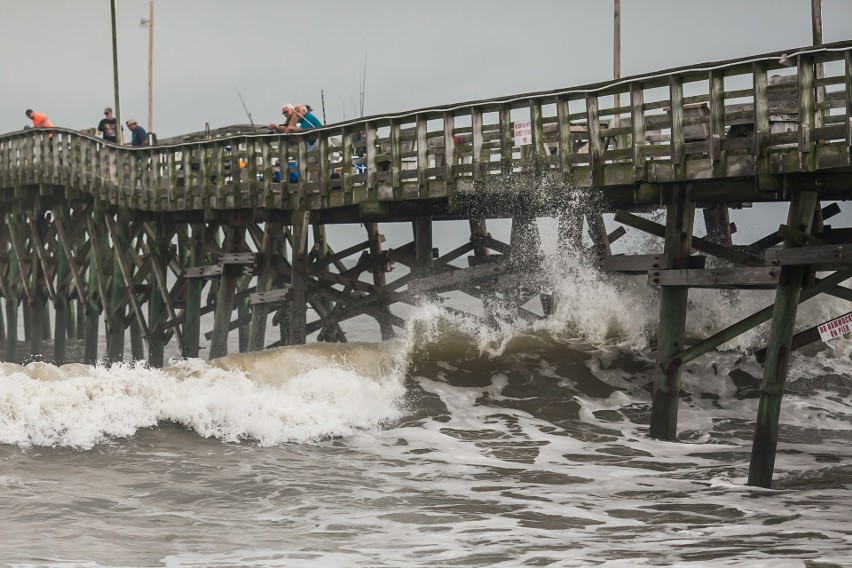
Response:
2,0,850,138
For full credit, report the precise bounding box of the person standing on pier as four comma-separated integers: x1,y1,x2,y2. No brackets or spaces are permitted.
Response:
126,119,149,147
97,107,118,143
25,109,53,129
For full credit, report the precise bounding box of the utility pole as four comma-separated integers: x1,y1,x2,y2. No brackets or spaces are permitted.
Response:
110,0,123,143
811,0,823,45
141,1,154,134
613,0,621,142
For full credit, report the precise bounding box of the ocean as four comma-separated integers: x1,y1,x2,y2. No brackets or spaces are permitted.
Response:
1,214,851,567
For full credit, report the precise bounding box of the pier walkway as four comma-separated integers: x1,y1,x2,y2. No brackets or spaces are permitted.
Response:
2,41,852,487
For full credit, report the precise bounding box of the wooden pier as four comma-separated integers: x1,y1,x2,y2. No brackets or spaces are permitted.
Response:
2,41,852,487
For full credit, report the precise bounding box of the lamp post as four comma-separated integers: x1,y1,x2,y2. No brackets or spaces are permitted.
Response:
140,0,154,134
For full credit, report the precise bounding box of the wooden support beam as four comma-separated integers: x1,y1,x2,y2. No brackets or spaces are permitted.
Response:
749,190,819,488
614,209,764,266
648,267,779,289
604,254,705,274
766,243,852,267
650,185,695,441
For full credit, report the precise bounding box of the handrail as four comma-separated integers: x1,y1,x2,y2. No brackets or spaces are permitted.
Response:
1,40,851,213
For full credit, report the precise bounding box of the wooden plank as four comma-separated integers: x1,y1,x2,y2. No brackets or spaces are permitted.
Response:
649,267,779,288
219,252,256,265
184,264,224,278
250,287,289,306
604,254,705,274
766,244,852,266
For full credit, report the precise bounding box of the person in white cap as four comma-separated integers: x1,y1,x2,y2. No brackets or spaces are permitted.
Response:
126,118,148,147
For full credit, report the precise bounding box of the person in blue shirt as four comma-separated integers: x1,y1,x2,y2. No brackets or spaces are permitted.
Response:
295,104,322,130
126,119,149,147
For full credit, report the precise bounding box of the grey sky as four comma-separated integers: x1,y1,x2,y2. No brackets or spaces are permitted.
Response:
2,0,849,138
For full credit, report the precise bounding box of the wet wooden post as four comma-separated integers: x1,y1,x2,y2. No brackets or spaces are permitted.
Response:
107,218,128,363
586,213,611,260
414,217,433,274
129,228,145,362
29,217,46,359
313,224,340,342
289,210,310,345
54,219,69,365
5,246,19,363
248,222,279,351
703,204,732,246
650,184,695,440
237,291,251,352
210,224,244,359
558,202,584,252
365,222,395,340
182,223,205,359
147,221,166,367
509,202,542,270
748,190,818,488
84,219,109,365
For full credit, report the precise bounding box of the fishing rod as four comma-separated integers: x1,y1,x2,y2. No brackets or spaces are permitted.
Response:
235,87,257,131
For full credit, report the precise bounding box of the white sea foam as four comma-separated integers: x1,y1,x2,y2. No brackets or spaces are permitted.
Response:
0,343,407,449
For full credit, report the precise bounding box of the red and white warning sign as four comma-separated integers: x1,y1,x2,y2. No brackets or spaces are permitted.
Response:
514,121,532,146
817,311,852,342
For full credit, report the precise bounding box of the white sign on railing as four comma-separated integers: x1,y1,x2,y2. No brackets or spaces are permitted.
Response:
817,311,852,342
514,121,532,146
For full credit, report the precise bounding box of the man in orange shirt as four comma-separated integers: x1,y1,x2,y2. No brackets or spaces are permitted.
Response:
25,109,54,129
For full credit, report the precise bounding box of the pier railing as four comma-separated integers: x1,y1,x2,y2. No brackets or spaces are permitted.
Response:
1,41,851,211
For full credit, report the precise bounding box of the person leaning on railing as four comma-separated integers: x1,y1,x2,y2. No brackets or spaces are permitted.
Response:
25,109,54,129
126,118,149,147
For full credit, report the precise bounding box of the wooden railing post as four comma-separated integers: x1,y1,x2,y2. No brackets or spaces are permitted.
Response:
669,76,685,180
630,82,646,182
